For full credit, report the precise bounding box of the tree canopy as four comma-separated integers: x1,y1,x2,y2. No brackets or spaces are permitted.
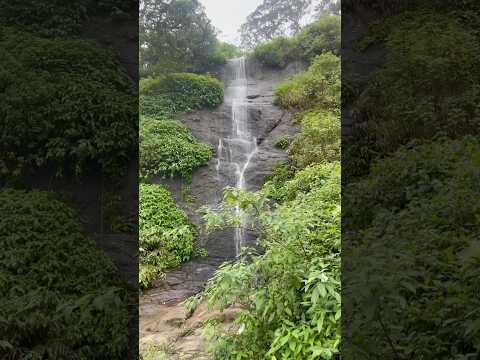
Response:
140,0,220,74
240,0,312,48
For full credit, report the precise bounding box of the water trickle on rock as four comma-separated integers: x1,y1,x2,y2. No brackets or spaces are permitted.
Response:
217,57,258,256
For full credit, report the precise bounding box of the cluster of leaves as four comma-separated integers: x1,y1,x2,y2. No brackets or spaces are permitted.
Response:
213,42,243,63
253,15,340,68
288,109,340,169
140,0,222,75
274,52,340,171
275,135,291,150
139,183,195,289
343,138,480,358
240,0,312,48
342,4,480,358
0,0,136,37
191,163,341,359
0,28,137,178
140,72,224,117
0,189,130,359
275,52,340,111
345,10,480,178
140,116,213,179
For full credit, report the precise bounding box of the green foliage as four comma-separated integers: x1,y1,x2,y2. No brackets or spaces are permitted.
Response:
213,42,243,63
294,15,341,64
0,28,137,178
196,163,341,359
254,37,298,68
0,189,130,359
343,137,480,358
0,0,135,37
253,16,340,68
346,11,480,177
139,184,195,289
240,0,313,48
140,73,224,117
275,135,290,150
275,52,340,111
140,0,220,74
140,117,213,179
289,110,340,169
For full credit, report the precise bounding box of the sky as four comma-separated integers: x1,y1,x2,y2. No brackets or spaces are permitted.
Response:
200,0,264,45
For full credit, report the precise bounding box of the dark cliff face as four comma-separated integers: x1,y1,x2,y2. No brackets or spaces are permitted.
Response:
157,58,305,260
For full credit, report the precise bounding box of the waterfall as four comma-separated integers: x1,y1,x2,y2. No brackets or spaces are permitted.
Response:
217,57,258,256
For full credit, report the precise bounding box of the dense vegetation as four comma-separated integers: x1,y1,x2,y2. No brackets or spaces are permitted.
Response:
240,0,340,48
187,17,341,359
253,15,340,68
346,10,480,178
140,0,239,76
0,28,137,178
140,72,224,117
140,117,213,179
0,189,130,359
0,0,136,36
0,2,137,358
139,184,195,289
343,3,480,358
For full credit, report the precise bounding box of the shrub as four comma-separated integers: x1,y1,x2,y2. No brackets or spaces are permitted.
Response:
253,15,340,68
213,41,243,63
0,188,130,359
140,72,224,116
0,0,135,37
275,52,340,111
254,37,297,68
295,15,341,63
346,11,480,177
139,117,213,179
289,110,340,169
274,135,290,150
196,163,341,359
0,29,137,178
343,137,480,358
139,184,195,289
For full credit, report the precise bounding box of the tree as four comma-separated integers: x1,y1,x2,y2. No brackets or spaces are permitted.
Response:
240,0,313,48
140,0,219,74
314,0,341,16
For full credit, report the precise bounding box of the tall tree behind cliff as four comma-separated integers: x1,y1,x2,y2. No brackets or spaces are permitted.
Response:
239,0,313,48
140,0,218,74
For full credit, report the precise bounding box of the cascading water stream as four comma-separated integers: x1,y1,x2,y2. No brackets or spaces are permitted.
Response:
217,57,258,256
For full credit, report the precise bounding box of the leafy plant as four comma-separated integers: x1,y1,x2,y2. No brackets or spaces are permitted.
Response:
140,72,224,117
0,189,130,359
343,137,480,358
0,0,135,37
275,135,291,150
253,15,340,68
345,11,480,178
194,163,341,359
139,184,195,289
275,52,340,111
0,28,137,178
213,42,243,63
140,117,213,179
289,109,340,169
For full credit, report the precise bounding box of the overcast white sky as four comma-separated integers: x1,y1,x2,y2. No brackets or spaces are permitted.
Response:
200,0,264,45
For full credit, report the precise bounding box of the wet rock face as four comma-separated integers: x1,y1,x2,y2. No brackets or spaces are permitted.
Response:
167,59,303,258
